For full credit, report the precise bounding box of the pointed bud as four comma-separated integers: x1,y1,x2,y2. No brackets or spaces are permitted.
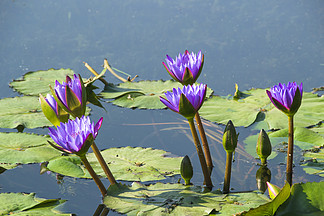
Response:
180,155,193,185
222,120,238,153
266,182,281,200
256,129,272,164
39,94,69,126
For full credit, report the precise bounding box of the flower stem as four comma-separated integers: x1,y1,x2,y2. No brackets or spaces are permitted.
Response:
223,151,233,194
91,142,117,185
80,156,107,196
195,112,213,175
188,118,213,188
287,115,294,185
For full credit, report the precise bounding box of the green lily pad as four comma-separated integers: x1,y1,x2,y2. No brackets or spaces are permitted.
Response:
103,182,270,216
302,148,324,177
244,182,324,215
244,127,324,160
0,192,70,215
47,147,183,181
10,68,75,96
100,80,213,109
0,132,61,164
275,182,324,215
0,96,91,129
199,87,324,129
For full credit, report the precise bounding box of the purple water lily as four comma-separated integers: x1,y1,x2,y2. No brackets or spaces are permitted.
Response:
53,74,87,118
266,82,303,116
160,84,207,120
48,116,103,156
39,94,69,126
163,50,204,85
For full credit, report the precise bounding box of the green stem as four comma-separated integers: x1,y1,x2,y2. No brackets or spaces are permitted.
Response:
91,142,117,185
188,118,213,188
80,156,107,196
223,152,233,194
287,115,294,185
195,112,213,175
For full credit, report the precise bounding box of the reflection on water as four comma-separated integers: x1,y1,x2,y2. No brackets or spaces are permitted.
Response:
0,0,323,215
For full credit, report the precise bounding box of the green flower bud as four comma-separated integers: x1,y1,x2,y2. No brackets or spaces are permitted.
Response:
180,155,193,185
222,120,238,153
256,129,272,164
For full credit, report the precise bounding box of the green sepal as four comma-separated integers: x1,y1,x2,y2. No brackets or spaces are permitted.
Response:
182,68,195,85
271,97,290,115
86,84,106,111
75,133,94,157
47,140,70,154
180,155,193,185
256,129,272,164
222,120,238,153
39,94,62,127
65,85,83,118
178,93,196,120
49,85,72,116
288,87,302,117
78,74,87,117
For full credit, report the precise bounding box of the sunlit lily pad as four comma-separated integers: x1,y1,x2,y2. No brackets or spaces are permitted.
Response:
0,132,61,164
103,182,269,216
0,192,70,215
100,80,213,109
244,127,324,161
0,96,91,129
244,182,324,215
302,148,324,177
47,147,182,181
10,68,75,96
199,87,324,129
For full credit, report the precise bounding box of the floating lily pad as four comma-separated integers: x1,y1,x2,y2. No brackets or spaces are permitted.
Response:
0,192,70,215
0,96,91,129
10,68,75,96
0,132,61,164
103,182,269,216
244,127,324,161
199,87,324,129
302,148,324,177
47,147,182,182
100,80,213,109
244,182,324,215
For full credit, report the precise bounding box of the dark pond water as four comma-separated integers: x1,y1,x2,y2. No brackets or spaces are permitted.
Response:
0,0,323,215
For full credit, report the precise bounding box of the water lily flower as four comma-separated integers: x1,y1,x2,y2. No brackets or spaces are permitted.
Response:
266,182,281,200
266,82,303,116
160,84,207,120
39,94,69,126
48,116,103,157
51,74,87,118
163,50,204,85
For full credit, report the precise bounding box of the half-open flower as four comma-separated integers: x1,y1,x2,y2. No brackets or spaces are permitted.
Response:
39,94,69,126
160,84,207,120
51,74,87,118
48,116,103,157
266,82,303,116
163,50,204,85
